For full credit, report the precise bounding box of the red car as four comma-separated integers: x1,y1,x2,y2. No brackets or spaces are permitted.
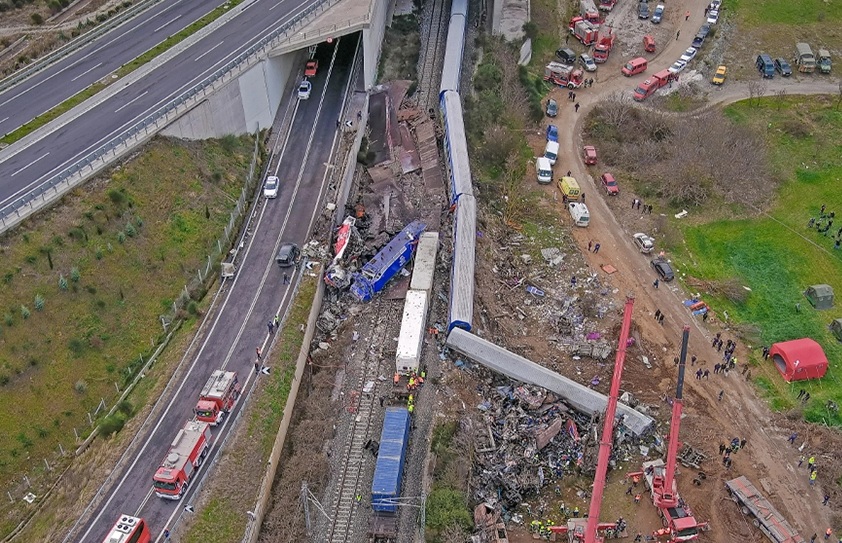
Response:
601,172,619,195
583,145,598,165
304,59,318,77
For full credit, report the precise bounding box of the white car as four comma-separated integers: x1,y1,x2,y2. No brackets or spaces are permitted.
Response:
579,53,597,72
680,47,698,63
633,233,655,254
706,9,719,23
708,0,721,9
297,79,312,100
263,175,279,198
668,59,688,74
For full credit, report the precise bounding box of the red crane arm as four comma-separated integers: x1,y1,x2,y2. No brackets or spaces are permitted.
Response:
584,297,635,543
660,325,689,508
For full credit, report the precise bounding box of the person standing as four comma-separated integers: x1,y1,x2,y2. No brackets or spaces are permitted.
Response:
575,102,581,113
676,30,681,40
256,346,262,361
718,390,724,401
593,243,601,253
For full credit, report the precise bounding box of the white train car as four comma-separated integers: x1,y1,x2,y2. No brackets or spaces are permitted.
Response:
410,232,439,299
440,91,474,201
439,0,469,94
448,194,475,332
395,290,430,374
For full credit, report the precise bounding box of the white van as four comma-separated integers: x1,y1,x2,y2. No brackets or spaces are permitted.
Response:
568,202,590,227
536,157,553,185
544,141,559,165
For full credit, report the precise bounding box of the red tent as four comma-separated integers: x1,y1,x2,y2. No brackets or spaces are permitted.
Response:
769,338,828,382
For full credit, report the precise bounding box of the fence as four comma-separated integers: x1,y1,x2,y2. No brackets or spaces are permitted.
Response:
1,134,262,543
0,0,347,236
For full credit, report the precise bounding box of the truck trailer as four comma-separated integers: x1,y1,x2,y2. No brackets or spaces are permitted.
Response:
724,476,805,543
395,290,430,374
153,420,212,500
195,370,240,425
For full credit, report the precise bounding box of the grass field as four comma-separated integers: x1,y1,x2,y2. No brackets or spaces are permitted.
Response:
0,135,256,505
671,96,842,426
729,0,842,26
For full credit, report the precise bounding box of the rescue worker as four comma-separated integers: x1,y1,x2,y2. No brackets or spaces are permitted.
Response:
393,373,400,385
408,403,414,414
530,520,540,533
634,493,642,504
572,506,580,518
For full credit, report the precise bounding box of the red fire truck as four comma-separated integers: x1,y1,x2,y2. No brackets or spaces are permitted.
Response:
153,420,212,500
101,514,151,543
195,370,240,425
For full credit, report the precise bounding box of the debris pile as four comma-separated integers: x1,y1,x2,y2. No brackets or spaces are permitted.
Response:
470,380,642,509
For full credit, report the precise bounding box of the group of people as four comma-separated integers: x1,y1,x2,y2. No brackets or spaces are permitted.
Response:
807,204,842,248
797,454,821,486
631,198,654,214
718,437,746,470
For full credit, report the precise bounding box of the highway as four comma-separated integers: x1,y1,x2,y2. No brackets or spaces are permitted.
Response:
72,37,356,542
0,0,229,137
0,0,322,215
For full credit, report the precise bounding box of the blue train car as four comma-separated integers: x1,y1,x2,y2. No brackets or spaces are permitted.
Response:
371,407,411,513
440,91,473,201
449,194,475,332
350,221,427,302
439,0,468,94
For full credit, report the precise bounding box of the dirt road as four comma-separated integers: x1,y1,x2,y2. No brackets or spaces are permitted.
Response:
543,1,841,539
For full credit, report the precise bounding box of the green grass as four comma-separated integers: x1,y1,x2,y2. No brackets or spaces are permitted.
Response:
671,96,842,426
729,0,842,25
0,0,243,147
0,135,256,536
183,275,317,542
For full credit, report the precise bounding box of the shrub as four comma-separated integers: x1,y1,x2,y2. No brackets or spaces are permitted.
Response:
116,400,133,416
34,294,45,311
70,267,80,282
3,313,12,326
20,305,30,319
117,231,126,244
98,413,126,436
59,274,68,290
187,300,199,315
124,223,137,237
95,247,103,260
107,188,127,207
30,12,43,24
74,379,87,393
69,338,85,357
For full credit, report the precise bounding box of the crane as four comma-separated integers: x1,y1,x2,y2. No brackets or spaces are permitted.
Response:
552,296,635,543
631,325,707,542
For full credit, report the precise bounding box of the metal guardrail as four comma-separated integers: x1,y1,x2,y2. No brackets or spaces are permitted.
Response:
0,0,163,95
0,0,355,236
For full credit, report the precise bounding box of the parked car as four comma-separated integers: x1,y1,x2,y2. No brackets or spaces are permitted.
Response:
297,79,312,99
774,58,792,76
546,125,559,142
756,54,775,78
276,242,300,268
651,256,674,281
706,9,719,24
579,54,597,72
600,172,619,195
263,175,280,199
633,233,655,254
546,98,558,117
680,47,698,63
583,145,598,165
651,4,664,23
555,47,577,65
708,0,721,9
638,0,649,19
304,59,319,77
668,59,688,74
711,65,727,85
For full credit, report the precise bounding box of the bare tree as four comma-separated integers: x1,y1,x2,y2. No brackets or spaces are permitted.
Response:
774,89,787,110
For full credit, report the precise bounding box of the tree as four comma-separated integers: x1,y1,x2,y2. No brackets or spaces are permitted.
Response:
30,12,43,24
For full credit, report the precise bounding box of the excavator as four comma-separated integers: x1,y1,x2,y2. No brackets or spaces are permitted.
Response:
551,296,635,542
630,325,708,542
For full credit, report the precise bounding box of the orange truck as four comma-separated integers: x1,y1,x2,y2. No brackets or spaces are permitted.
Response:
153,420,212,500
195,370,240,425
633,69,673,101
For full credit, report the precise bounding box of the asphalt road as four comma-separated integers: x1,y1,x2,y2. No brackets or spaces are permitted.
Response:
0,0,320,215
73,37,355,543
0,0,229,137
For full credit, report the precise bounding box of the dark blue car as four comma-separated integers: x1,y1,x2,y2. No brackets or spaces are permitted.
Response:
546,125,559,142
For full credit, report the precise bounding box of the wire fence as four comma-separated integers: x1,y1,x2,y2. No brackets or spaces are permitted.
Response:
0,0,349,236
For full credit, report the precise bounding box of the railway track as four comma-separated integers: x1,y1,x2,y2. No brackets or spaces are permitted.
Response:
417,0,449,110
325,298,402,543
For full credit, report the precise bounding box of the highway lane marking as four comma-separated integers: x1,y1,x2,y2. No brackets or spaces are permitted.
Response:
71,62,103,82
154,14,183,33
10,152,49,177
268,0,287,11
114,90,149,113
0,117,7,125
1,0,315,206
194,41,225,62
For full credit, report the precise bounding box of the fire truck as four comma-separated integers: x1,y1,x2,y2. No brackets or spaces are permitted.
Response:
195,370,240,425
544,62,585,89
153,420,212,500
592,29,616,63
101,514,151,543
569,17,599,46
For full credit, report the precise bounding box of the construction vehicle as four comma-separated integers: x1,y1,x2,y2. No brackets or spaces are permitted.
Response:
101,514,151,543
550,297,636,542
570,17,599,46
598,0,616,11
795,43,816,73
592,29,615,63
580,0,600,23
631,326,707,541
153,420,212,500
194,370,240,425
633,69,673,101
817,49,832,74
724,476,806,543
543,62,585,89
